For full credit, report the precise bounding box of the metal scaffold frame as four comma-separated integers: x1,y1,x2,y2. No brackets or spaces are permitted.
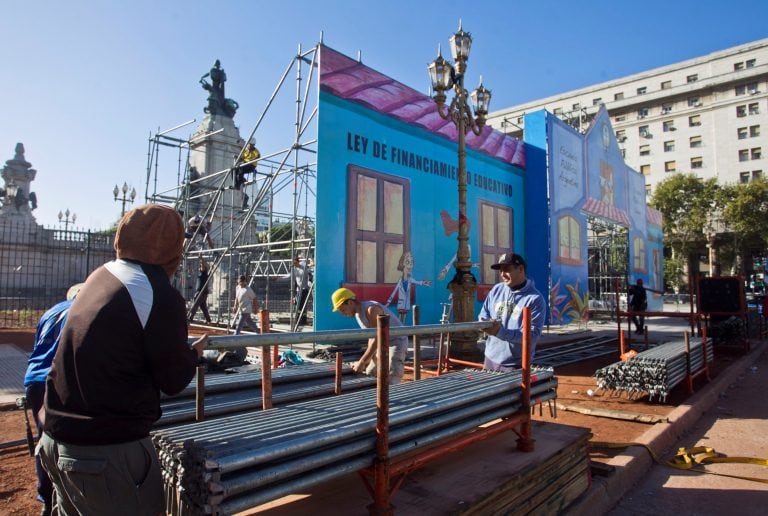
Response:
144,44,321,332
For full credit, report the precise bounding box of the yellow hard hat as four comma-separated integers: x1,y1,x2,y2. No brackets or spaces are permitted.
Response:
331,287,356,311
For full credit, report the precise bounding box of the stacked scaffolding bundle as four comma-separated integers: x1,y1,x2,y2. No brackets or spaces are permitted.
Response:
158,362,376,426
152,368,558,515
594,338,713,402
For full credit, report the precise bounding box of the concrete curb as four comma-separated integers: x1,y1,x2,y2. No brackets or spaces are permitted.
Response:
565,340,766,515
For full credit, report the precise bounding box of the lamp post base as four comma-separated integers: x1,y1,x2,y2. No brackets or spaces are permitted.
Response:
448,270,484,362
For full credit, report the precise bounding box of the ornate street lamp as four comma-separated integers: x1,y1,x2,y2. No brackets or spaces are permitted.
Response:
58,208,77,240
113,182,137,218
428,21,492,359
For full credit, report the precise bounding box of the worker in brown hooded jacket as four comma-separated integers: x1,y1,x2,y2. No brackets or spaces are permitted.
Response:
38,204,208,516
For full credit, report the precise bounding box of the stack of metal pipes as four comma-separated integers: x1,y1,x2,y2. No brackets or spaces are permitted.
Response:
594,338,713,402
152,368,557,515
157,362,377,427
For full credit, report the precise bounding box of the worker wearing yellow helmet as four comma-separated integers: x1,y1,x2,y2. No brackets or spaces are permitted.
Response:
332,287,408,384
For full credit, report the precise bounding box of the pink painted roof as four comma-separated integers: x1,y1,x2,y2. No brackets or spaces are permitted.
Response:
319,45,525,169
647,206,663,227
582,197,630,226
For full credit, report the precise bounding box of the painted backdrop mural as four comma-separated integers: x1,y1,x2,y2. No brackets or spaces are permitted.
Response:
315,45,528,330
533,107,663,325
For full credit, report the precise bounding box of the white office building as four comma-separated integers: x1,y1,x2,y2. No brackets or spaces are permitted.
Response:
488,38,768,195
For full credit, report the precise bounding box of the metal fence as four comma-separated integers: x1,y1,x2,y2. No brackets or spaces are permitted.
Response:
0,220,313,329
0,220,116,327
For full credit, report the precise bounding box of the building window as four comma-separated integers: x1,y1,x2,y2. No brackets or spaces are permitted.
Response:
639,144,650,156
753,170,763,180
689,115,701,127
638,107,649,118
687,74,698,83
734,62,745,71
752,148,762,160
553,107,563,115
639,125,650,138
749,103,760,115
556,215,582,266
345,166,410,284
640,164,651,176
664,141,675,152
480,201,514,284
614,92,624,100
663,120,676,132
736,83,759,95
616,129,626,141
621,149,626,158
516,116,524,124
690,136,702,148
740,172,750,183
645,185,652,196
633,237,646,272
691,157,703,169
746,59,756,68
751,125,761,137
688,97,701,107
661,103,673,114
738,127,749,139
739,149,750,162
615,114,626,122
737,105,747,117
592,97,602,105
637,86,647,95
661,80,672,90
572,102,581,111
665,161,676,172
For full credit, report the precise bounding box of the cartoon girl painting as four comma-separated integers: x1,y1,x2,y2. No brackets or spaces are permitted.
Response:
387,251,431,322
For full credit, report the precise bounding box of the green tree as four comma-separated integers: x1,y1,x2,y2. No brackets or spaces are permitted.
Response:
721,178,768,275
650,174,721,287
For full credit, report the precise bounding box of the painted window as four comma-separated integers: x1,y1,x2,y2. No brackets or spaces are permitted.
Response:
479,201,514,284
633,237,646,272
345,165,410,284
557,215,582,266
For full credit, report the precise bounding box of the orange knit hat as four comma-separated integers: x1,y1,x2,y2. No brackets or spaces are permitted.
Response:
114,204,184,277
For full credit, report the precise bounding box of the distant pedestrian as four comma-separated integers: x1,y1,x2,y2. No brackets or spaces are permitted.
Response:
189,257,212,324
231,275,259,362
290,255,312,325
629,278,647,334
24,283,83,516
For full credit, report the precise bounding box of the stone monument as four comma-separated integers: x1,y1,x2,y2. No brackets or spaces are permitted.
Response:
186,60,264,317
0,143,39,223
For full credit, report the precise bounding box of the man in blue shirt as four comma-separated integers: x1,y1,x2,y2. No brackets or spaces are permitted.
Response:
479,253,546,371
23,283,82,516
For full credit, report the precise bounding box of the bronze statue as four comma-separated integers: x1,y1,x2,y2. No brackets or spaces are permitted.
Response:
200,60,239,118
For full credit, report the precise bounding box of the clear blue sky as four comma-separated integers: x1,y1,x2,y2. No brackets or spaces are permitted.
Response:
2,0,767,229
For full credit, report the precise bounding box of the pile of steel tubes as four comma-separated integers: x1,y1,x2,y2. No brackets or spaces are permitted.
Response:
153,368,557,515
594,338,713,402
158,362,376,426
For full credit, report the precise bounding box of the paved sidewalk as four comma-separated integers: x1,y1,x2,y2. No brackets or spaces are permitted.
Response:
606,343,768,515
566,337,767,515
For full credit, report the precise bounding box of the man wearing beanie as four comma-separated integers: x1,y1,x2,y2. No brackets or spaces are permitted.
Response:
38,204,208,516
